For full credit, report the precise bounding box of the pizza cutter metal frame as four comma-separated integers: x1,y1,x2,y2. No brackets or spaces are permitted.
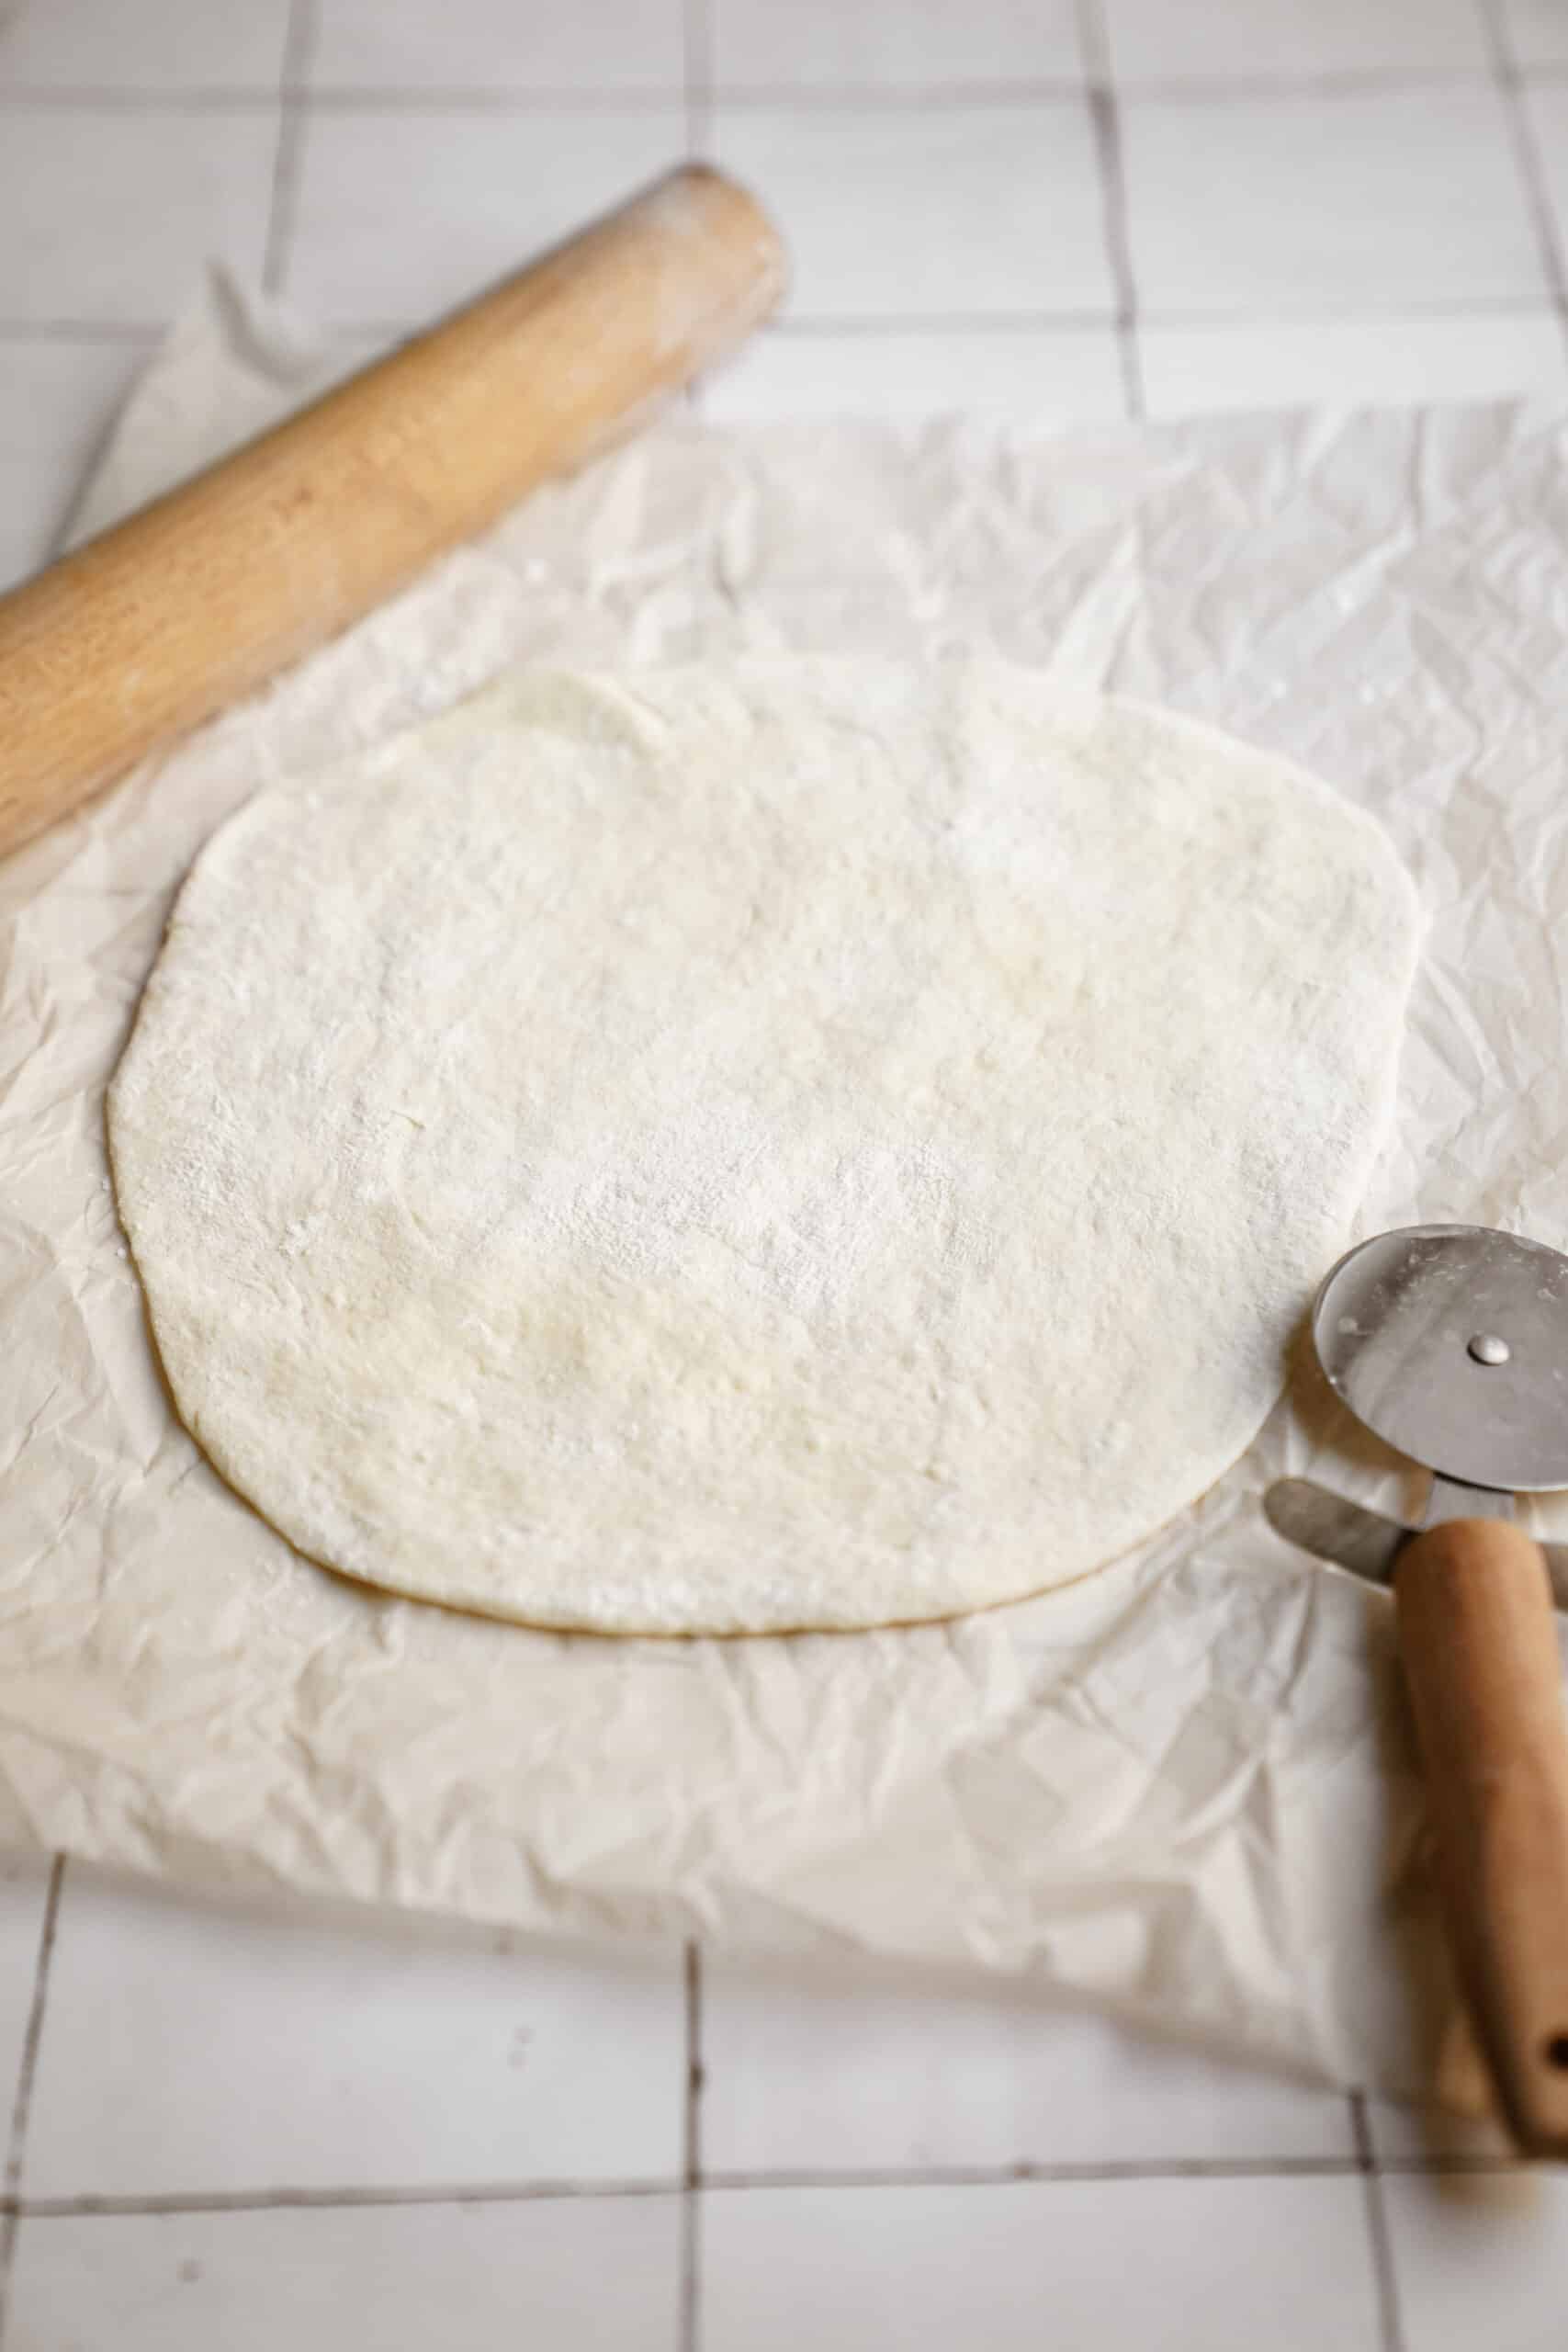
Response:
1272,1222,1568,2156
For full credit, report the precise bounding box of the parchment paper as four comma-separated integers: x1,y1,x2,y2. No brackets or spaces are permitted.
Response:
7,276,1568,2102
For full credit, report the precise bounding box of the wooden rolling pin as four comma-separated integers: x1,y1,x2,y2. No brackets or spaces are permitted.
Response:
0,163,785,861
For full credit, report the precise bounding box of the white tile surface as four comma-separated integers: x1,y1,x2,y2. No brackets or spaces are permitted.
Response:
1504,0,1568,65
702,324,1126,423
310,0,684,96
0,0,290,91
712,104,1112,320
1105,0,1491,85
702,2177,1385,2352
1122,87,1546,315
25,1871,684,2196
0,108,275,325
1140,309,1568,413
1382,2167,1568,2352
8,2195,682,2352
0,338,148,588
1363,2077,1517,2161
710,0,1086,92
287,106,685,324
701,1961,1354,2170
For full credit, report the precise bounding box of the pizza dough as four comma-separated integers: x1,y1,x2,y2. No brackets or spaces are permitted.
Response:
108,660,1419,1635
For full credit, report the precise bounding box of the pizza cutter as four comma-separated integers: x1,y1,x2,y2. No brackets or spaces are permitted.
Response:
1265,1222,1568,2156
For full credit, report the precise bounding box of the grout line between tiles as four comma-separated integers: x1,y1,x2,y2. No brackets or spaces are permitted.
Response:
2,1862,63,2203
0,70,1517,116
0,1859,64,2350
0,80,1081,113
1350,2095,1408,2352
702,71,1498,107
295,84,693,112
263,0,316,298
707,78,1090,107
702,2156,1370,2188
1080,3,1144,418
1089,66,1503,104
1480,0,1568,361
679,1943,703,2352
0,85,688,113
0,2146,1540,2226
17,2177,680,2220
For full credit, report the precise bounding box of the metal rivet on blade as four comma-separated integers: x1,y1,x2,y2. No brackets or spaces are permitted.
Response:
1468,1332,1511,1366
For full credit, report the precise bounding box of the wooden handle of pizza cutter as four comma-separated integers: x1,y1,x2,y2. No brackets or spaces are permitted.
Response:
1395,1517,1568,2155
0,162,785,861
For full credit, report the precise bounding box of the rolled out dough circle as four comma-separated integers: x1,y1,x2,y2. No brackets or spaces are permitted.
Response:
109,661,1419,1634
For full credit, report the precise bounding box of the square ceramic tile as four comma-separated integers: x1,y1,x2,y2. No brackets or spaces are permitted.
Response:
1104,0,1490,86
0,1854,54,2126
0,0,290,91
711,105,1112,320
701,324,1126,423
24,1871,684,2196
710,0,1086,93
700,1959,1355,2171
1504,0,1568,64
1139,310,1568,414
1364,2095,1515,2162
1382,2167,1568,2352
0,109,275,325
288,107,685,325
0,339,148,590
1521,85,1568,271
310,0,683,96
1122,88,1546,315
9,2195,682,2352
702,2177,1384,2352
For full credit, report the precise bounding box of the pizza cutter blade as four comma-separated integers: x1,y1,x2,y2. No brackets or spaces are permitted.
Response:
1288,1224,1568,2156
1313,1221,1568,1500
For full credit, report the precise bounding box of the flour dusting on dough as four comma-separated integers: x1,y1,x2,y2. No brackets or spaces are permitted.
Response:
108,659,1420,1634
